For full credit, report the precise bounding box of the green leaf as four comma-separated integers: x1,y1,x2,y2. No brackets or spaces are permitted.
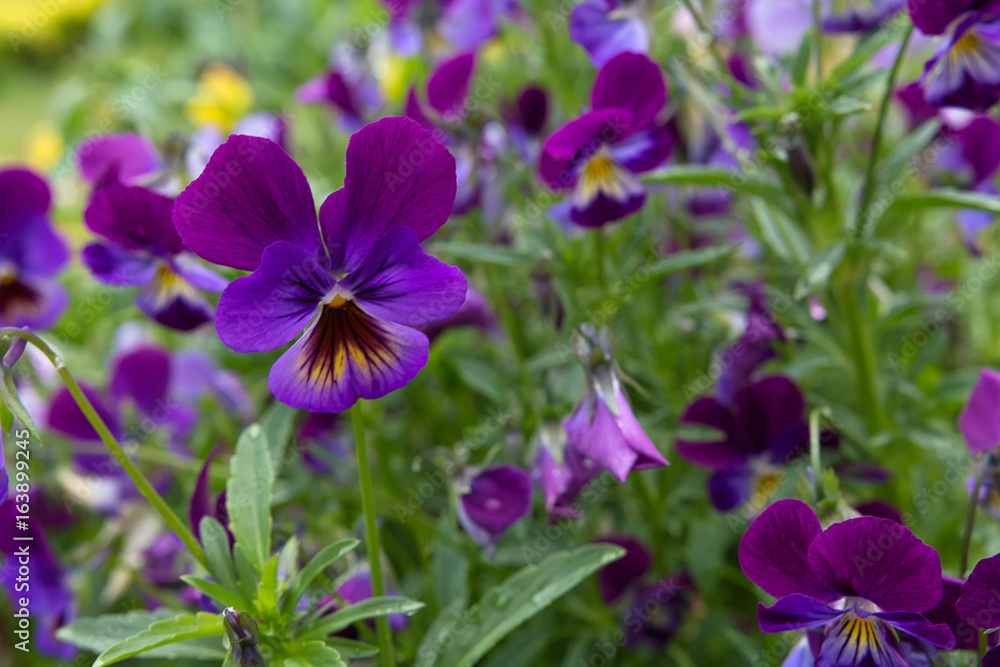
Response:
282,640,347,667
233,543,261,603
426,544,625,667
0,367,41,444
751,200,810,265
642,166,790,209
277,535,300,596
256,554,280,616
876,119,941,187
828,96,872,117
794,242,847,299
281,538,360,617
200,517,240,598
179,575,247,609
227,424,272,571
433,241,534,267
829,20,905,85
647,244,740,279
432,516,469,610
887,188,1000,216
92,612,224,667
299,597,424,641
261,401,297,480
415,598,466,667
0,397,11,432
324,637,379,660
56,610,225,661
790,33,812,87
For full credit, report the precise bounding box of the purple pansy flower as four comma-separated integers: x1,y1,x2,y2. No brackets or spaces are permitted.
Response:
379,0,520,54
457,464,533,551
190,448,231,544
185,112,288,179
740,499,954,665
297,53,382,133
417,287,496,341
563,328,668,482
623,571,694,650
959,367,1000,454
174,117,466,413
531,421,598,517
823,0,905,32
956,554,1000,664
76,133,175,193
677,376,808,512
501,85,550,163
952,117,1000,252
746,0,814,55
911,1,1000,111
715,284,785,406
594,535,651,604
320,569,408,635
570,0,649,67
82,182,228,331
539,51,672,227
0,168,69,330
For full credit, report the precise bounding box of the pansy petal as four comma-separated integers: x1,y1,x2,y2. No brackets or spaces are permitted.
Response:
957,553,1000,628
135,266,215,332
959,367,1000,454
47,384,122,443
0,168,68,276
594,535,652,604
77,133,161,185
817,613,908,667
320,117,456,271
111,345,171,417
739,499,840,601
590,52,666,131
268,302,429,412
84,183,184,254
427,52,476,119
172,254,229,292
539,108,634,189
174,135,321,271
807,516,943,613
676,396,745,468
571,0,649,67
925,576,978,650
216,241,331,353
439,0,500,51
707,468,754,511
874,611,955,649
0,277,67,330
757,595,843,633
344,226,467,326
404,87,435,130
81,243,158,286
907,0,979,35
985,646,1000,667
608,125,672,173
458,464,533,544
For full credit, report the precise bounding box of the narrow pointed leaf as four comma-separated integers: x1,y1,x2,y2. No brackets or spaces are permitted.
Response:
281,538,360,616
299,597,424,641
92,612,224,667
227,424,272,571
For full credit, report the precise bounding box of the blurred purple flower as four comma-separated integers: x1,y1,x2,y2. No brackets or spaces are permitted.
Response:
594,535,650,604
956,553,1000,663
296,411,350,475
185,112,288,178
322,569,408,634
190,448,231,544
77,133,169,191
715,284,785,406
175,118,466,413
623,572,693,650
297,57,381,133
457,464,533,551
531,422,598,517
959,367,1000,454
380,0,521,54
0,168,69,329
540,52,672,227
740,499,954,664
677,376,808,512
501,85,549,163
823,0,904,32
914,5,1000,111
416,287,496,341
570,0,649,67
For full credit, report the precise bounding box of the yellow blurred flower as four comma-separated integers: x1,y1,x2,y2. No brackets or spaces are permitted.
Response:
24,123,64,171
185,63,253,132
2,0,106,48
374,53,412,104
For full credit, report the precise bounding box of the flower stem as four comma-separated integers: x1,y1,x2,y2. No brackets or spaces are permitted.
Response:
809,409,822,503
856,23,914,240
351,401,396,667
0,328,208,570
961,455,987,578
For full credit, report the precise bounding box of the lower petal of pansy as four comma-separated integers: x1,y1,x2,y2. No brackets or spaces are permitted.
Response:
136,264,214,332
873,611,955,649
570,151,645,227
345,226,468,326
81,242,158,286
268,300,429,412
817,613,907,667
707,468,754,512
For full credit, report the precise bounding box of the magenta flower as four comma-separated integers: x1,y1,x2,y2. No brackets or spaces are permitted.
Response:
457,464,533,550
185,112,288,178
531,422,598,517
77,133,169,191
594,535,651,604
0,168,69,329
82,183,228,331
715,284,785,405
956,553,1000,663
539,51,672,227
570,0,649,67
297,54,381,133
959,367,1000,454
740,499,954,665
174,117,466,413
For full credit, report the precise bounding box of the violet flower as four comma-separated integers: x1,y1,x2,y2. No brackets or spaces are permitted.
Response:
956,553,1000,664
76,132,177,193
174,117,466,413
959,367,1000,454
910,0,1000,111
539,51,672,227
185,112,288,178
594,535,651,604
715,284,785,406
457,464,533,551
740,499,954,665
323,569,408,634
501,85,549,163
297,411,349,474
531,421,598,517
82,182,228,331
379,0,520,55
0,168,69,329
623,571,694,650
823,0,905,32
677,376,808,512
297,52,381,133
570,0,649,67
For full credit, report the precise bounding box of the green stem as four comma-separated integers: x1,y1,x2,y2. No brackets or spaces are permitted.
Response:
591,228,606,289
961,456,987,578
809,409,822,504
351,401,396,667
0,328,208,570
856,24,914,240
838,273,884,434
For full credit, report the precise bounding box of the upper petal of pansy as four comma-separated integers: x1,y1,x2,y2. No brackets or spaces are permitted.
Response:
958,116,1000,184
343,226,467,326
427,52,476,119
590,52,666,131
267,302,429,412
676,396,745,469
733,376,808,462
570,0,649,68
0,168,68,276
959,368,1000,453
84,183,184,255
807,516,943,613
957,553,1000,628
539,108,633,188
907,0,980,35
174,135,321,271
756,594,843,633
319,117,456,271
77,133,161,185
739,498,840,601
216,241,332,354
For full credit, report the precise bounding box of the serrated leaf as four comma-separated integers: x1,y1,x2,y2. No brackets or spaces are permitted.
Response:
0,367,41,444
261,401,297,480
181,575,246,609
200,517,240,597
794,242,847,299
281,538,360,617
648,244,740,279
324,637,379,659
299,597,424,641
92,612,224,667
425,544,625,667
227,424,272,571
283,640,347,667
